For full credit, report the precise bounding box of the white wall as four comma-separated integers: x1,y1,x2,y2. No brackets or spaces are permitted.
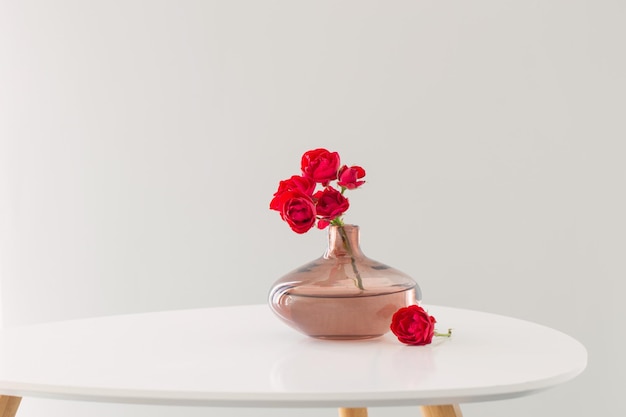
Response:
1,1,624,417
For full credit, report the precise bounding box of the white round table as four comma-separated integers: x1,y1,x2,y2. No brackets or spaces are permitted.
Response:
0,304,587,417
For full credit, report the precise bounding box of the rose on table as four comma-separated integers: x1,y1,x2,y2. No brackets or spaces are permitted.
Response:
391,305,452,346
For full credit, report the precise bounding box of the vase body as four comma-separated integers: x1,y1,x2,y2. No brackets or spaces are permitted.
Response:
268,225,421,340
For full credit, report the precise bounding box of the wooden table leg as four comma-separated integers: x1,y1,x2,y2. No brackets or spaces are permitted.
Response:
338,407,368,417
0,396,21,417
420,404,463,417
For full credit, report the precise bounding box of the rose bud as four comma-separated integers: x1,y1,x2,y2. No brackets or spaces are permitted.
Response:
337,165,366,190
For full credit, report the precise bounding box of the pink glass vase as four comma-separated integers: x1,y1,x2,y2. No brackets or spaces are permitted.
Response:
269,224,421,340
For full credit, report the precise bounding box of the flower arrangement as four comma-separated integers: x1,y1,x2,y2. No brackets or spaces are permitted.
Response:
270,148,367,289
269,148,451,345
269,148,365,234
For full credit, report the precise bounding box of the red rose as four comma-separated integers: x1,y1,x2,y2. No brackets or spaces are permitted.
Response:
301,148,341,186
316,218,331,229
276,191,316,234
390,305,436,345
270,175,317,211
337,165,366,190
314,187,350,222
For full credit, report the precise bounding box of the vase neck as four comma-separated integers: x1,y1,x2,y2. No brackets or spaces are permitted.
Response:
324,225,364,259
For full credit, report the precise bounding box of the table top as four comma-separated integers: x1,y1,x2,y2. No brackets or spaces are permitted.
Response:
0,304,587,408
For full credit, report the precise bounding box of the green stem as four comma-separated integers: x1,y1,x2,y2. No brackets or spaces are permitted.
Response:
434,329,453,338
336,222,364,291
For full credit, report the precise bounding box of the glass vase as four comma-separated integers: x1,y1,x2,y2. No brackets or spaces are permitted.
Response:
268,224,421,340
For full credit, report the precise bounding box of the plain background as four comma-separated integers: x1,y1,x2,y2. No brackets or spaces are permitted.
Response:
1,1,624,416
